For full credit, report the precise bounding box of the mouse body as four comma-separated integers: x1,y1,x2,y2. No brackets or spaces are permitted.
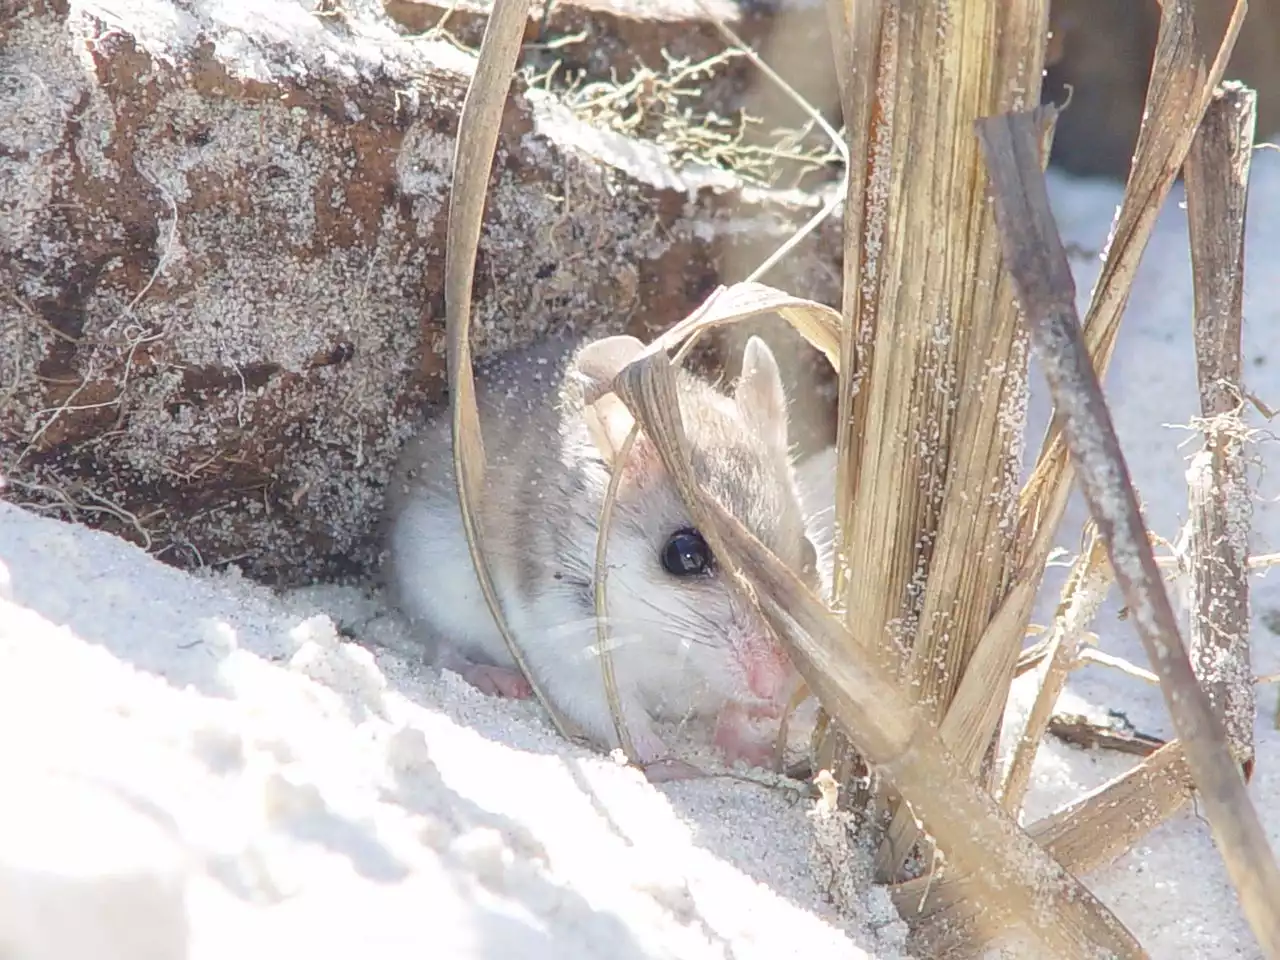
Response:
383,333,820,775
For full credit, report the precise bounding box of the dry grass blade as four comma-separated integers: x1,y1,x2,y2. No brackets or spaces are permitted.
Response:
443,0,574,740
1182,81,1257,768
899,740,1195,957
593,426,641,761
605,337,1145,959
657,282,842,367
823,0,882,611
978,108,1280,959
987,2,1250,827
589,283,842,767
1000,529,1112,812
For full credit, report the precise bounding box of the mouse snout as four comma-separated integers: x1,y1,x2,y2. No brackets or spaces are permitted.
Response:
739,635,799,704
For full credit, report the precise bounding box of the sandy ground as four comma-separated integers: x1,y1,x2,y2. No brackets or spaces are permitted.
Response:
3,156,1280,959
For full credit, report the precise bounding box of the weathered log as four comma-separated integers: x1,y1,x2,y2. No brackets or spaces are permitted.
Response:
0,0,840,584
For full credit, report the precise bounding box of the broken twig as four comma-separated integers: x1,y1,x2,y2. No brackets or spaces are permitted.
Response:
1182,81,1258,765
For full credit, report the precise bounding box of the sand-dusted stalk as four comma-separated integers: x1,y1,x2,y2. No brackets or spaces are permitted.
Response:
1181,81,1258,766
814,0,1061,882
896,740,1196,956
813,0,1250,950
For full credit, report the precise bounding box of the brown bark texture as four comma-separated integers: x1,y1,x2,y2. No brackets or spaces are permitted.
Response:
0,0,841,584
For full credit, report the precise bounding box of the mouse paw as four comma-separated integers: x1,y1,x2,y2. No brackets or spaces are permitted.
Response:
713,704,780,771
458,663,534,700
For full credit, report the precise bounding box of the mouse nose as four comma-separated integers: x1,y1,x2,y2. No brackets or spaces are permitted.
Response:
745,645,797,703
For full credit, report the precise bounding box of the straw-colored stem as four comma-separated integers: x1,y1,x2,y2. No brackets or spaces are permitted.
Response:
609,341,1144,959
900,740,1194,956
592,424,641,762
443,0,573,740
1000,532,1112,812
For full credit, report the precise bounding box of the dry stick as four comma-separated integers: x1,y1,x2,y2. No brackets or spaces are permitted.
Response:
1182,82,1258,763
977,108,1280,960
608,347,1145,960
443,0,574,741
899,740,1195,958
1000,530,1113,813
1045,713,1165,757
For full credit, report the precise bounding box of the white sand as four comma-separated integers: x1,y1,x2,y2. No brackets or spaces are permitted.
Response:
4,157,1280,959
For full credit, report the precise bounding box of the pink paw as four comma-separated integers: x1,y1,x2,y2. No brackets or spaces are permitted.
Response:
714,704,781,771
459,663,534,699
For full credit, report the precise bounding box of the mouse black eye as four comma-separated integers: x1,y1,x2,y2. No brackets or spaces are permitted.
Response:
661,528,714,577
800,536,818,576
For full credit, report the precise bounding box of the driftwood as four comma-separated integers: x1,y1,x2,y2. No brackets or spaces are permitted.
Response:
1181,82,1258,768
978,106,1280,960
0,0,840,584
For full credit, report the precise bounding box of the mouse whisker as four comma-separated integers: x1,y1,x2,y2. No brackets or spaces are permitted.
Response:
550,611,720,654
614,593,725,649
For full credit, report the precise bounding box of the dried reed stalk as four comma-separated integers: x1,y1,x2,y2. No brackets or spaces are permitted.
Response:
821,0,1056,880
1181,81,1257,769
1000,528,1112,813
899,740,1195,956
978,106,1280,959
593,319,1144,957
441,0,576,741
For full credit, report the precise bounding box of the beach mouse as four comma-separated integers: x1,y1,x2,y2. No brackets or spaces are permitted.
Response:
382,333,822,779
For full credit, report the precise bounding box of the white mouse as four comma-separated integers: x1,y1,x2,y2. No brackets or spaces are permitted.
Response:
382,333,821,778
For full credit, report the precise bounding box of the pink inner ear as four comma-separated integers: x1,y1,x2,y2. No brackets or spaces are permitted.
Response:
616,433,663,490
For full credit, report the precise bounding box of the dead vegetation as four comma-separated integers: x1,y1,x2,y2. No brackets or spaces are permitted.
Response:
401,0,1280,957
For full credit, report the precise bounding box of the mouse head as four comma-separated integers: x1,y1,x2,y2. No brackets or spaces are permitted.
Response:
566,333,817,713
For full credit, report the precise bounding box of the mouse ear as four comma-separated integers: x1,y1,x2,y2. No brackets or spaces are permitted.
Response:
735,336,789,450
573,335,647,385
582,392,640,469
572,336,648,470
